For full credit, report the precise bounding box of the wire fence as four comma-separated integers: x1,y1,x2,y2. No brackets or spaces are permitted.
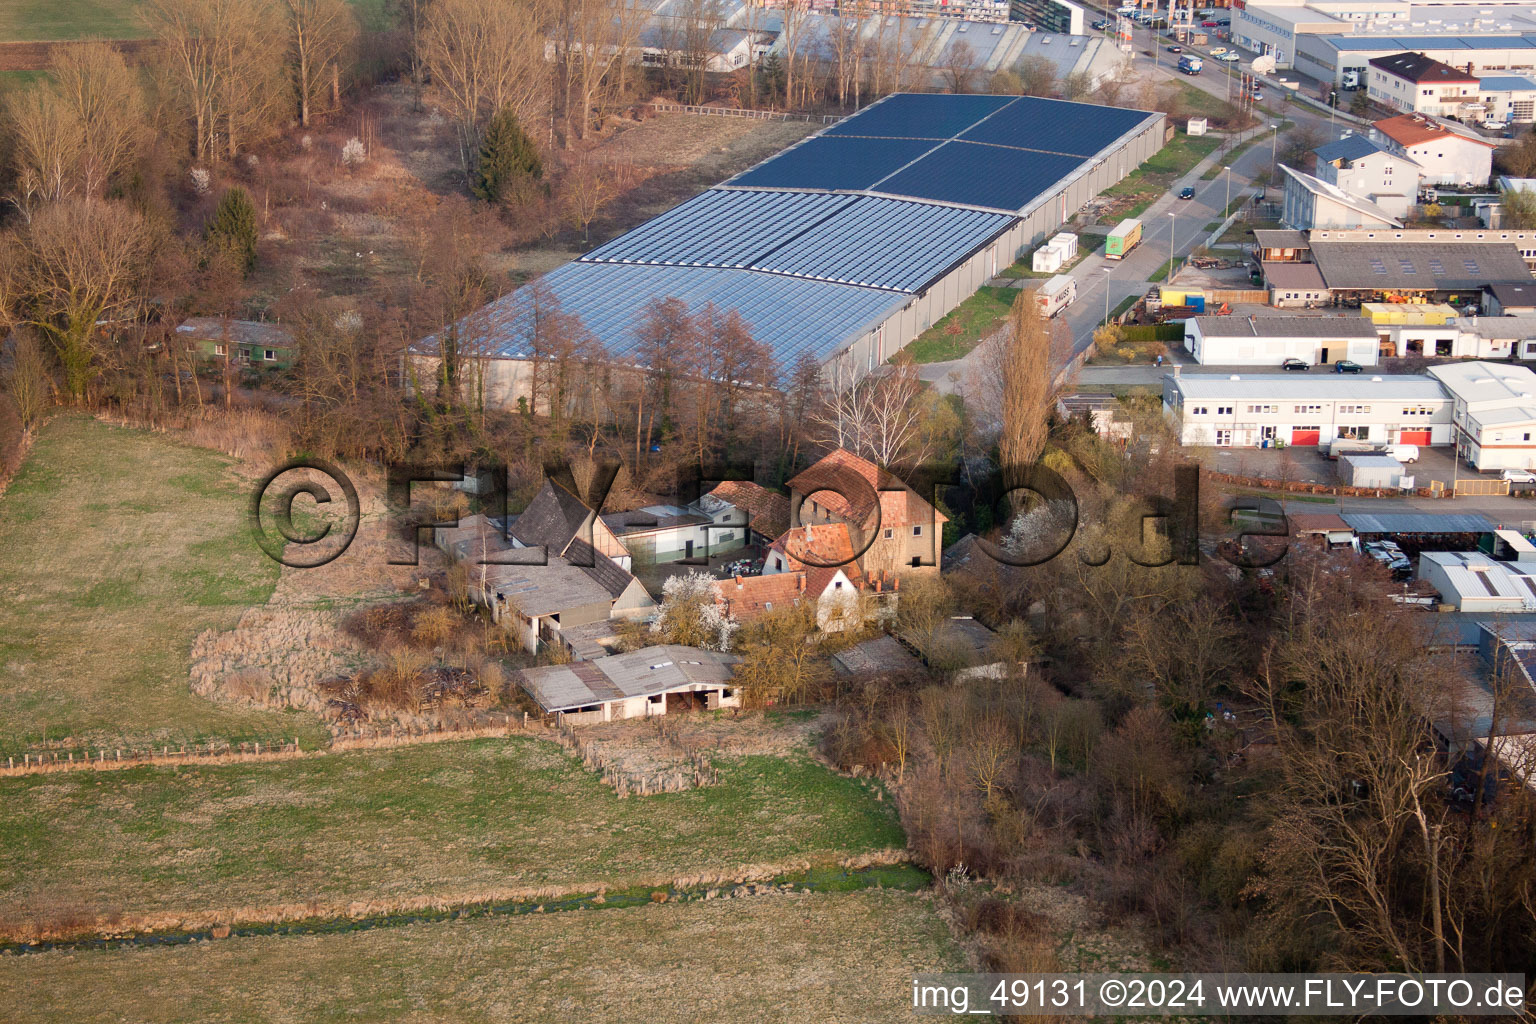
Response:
0,713,542,778
649,102,840,124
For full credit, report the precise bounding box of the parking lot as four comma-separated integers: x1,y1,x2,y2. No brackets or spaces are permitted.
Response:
1207,442,1483,490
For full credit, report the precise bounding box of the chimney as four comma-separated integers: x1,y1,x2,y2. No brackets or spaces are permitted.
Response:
893,576,901,591
797,574,806,592
735,575,743,588
875,578,883,593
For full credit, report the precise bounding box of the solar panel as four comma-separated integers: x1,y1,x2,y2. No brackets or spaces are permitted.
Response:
872,142,1086,211
1370,258,1388,274
820,93,1015,141
1465,258,1481,272
958,96,1152,158
1400,259,1416,273
730,135,939,191
1429,258,1446,274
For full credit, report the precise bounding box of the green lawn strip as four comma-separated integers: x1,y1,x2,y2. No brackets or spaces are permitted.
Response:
903,284,1018,363
0,737,906,923
0,415,329,752
1110,294,1139,320
1149,258,1176,283
2,0,389,41
0,889,965,1024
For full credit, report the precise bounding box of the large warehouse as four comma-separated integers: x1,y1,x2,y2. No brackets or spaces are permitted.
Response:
442,93,1165,405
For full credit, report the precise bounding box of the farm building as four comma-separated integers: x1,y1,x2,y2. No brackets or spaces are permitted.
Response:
177,317,295,369
425,93,1165,406
518,646,741,722
1161,371,1452,448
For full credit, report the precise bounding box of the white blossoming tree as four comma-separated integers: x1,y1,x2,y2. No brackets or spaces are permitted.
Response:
650,570,737,652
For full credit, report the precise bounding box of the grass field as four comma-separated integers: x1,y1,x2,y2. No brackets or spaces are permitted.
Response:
0,415,329,753
904,285,1020,363
0,889,964,1023
0,737,904,929
0,0,390,41
0,0,145,42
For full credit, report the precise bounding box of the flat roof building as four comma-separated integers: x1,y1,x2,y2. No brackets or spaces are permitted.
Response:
1428,360,1536,469
1162,370,1452,448
1183,313,1382,365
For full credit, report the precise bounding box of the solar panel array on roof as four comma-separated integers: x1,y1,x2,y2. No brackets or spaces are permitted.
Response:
822,92,1014,139
731,135,936,191
582,189,1012,292
481,260,907,367
729,92,1161,212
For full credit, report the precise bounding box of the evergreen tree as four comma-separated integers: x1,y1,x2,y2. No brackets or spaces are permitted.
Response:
473,108,542,205
205,186,258,274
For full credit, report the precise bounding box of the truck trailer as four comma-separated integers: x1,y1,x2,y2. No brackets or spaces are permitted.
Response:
1036,274,1077,318
1104,218,1143,260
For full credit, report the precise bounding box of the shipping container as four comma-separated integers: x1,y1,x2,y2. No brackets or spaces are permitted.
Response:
1105,218,1142,259
1037,274,1077,318
1032,245,1064,274
1049,232,1078,260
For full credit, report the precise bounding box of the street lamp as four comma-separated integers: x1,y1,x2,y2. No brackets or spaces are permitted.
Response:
1224,164,1232,218
1270,121,1280,179
1167,210,1176,282
1102,266,1114,326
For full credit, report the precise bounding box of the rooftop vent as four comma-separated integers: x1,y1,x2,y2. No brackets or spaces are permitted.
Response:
1230,374,1242,380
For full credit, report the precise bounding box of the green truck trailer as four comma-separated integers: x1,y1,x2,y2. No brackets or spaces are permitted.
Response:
1104,218,1143,259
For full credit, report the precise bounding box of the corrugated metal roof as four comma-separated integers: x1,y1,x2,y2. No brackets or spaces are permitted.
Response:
1192,314,1379,339
1343,512,1497,534
584,188,1012,293
519,644,739,712
1309,241,1530,290
479,260,906,366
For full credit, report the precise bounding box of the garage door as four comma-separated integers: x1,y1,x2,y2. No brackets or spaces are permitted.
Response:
1399,429,1431,444
1291,428,1321,446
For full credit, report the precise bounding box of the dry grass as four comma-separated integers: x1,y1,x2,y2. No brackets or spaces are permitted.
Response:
0,415,330,753
0,734,905,937
0,889,965,1023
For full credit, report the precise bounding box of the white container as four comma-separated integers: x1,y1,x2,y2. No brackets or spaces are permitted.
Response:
1032,246,1064,274
1049,232,1078,260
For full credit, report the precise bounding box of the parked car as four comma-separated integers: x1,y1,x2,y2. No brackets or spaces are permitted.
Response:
1384,443,1420,464
1218,52,1241,61
1208,46,1227,54
1092,18,1108,29
1335,359,1363,373
1502,469,1536,484
1281,358,1308,371
1167,45,1182,52
1251,90,1264,101
1365,540,1412,578
1202,19,1218,26
1179,186,1195,199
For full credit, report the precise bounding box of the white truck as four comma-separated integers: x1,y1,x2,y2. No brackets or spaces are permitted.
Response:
1036,274,1077,318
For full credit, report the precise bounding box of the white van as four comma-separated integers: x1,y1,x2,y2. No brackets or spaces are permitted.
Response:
1385,444,1420,464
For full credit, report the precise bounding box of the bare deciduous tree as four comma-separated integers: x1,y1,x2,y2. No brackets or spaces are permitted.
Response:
282,0,358,127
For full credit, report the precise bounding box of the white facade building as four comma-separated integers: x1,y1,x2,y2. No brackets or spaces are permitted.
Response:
1313,134,1421,217
1183,314,1383,366
1472,75,1536,125
1367,51,1480,115
1280,164,1404,229
1428,360,1536,470
1374,113,1497,186
1161,371,1452,448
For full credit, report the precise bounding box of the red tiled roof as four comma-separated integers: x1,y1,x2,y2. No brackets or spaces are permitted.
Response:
706,480,790,539
769,523,867,597
787,448,947,530
712,572,807,620
1373,114,1495,150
